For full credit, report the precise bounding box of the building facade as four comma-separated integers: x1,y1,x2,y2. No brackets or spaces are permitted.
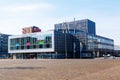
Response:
55,19,96,35
55,19,114,58
0,33,10,58
87,34,114,57
8,31,73,59
8,19,114,59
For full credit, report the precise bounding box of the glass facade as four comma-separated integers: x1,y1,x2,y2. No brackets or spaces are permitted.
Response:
0,33,10,58
87,34,114,50
10,33,52,50
55,19,96,35
54,19,114,58
8,19,115,59
9,31,74,59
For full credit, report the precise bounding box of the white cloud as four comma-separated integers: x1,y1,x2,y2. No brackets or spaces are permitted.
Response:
4,3,54,12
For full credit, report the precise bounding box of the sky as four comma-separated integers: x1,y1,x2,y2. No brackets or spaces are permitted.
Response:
0,0,120,45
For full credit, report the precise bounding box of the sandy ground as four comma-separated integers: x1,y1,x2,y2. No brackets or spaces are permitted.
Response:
0,58,120,80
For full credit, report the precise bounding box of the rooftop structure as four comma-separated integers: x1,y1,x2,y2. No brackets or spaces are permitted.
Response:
22,26,41,34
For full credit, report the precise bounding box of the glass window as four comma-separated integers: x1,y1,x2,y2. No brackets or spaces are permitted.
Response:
10,33,52,50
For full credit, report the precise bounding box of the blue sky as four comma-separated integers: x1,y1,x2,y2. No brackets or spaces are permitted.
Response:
0,0,120,45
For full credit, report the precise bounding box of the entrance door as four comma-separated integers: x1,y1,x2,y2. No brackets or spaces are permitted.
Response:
23,53,37,59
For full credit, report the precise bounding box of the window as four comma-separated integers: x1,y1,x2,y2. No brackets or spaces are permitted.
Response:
10,34,52,50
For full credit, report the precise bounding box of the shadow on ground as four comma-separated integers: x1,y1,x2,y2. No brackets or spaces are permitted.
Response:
0,67,46,70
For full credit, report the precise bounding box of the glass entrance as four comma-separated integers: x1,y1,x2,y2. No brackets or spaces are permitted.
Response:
23,53,37,59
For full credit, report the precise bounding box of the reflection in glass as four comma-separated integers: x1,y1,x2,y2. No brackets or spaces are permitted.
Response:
10,34,52,50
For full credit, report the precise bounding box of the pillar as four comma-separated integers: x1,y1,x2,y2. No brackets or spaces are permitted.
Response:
97,51,99,57
55,52,57,59
93,51,96,58
21,53,23,59
13,53,17,59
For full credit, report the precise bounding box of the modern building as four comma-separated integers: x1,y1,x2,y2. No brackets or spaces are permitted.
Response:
87,34,114,57
55,19,96,35
0,33,10,58
22,26,41,34
8,30,73,59
55,19,114,58
114,50,120,57
8,19,114,59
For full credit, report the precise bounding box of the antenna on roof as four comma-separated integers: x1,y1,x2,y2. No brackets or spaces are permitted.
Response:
74,18,75,22
74,18,76,34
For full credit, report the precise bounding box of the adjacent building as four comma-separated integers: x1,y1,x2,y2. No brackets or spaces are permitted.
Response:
0,33,10,58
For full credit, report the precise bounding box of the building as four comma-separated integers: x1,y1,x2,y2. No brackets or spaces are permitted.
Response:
114,45,120,57
22,26,41,34
8,30,73,59
114,50,120,57
55,19,114,58
87,34,114,57
8,19,114,59
0,33,10,58
55,19,96,35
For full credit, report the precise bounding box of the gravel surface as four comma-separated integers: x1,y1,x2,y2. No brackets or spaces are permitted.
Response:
0,58,120,80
